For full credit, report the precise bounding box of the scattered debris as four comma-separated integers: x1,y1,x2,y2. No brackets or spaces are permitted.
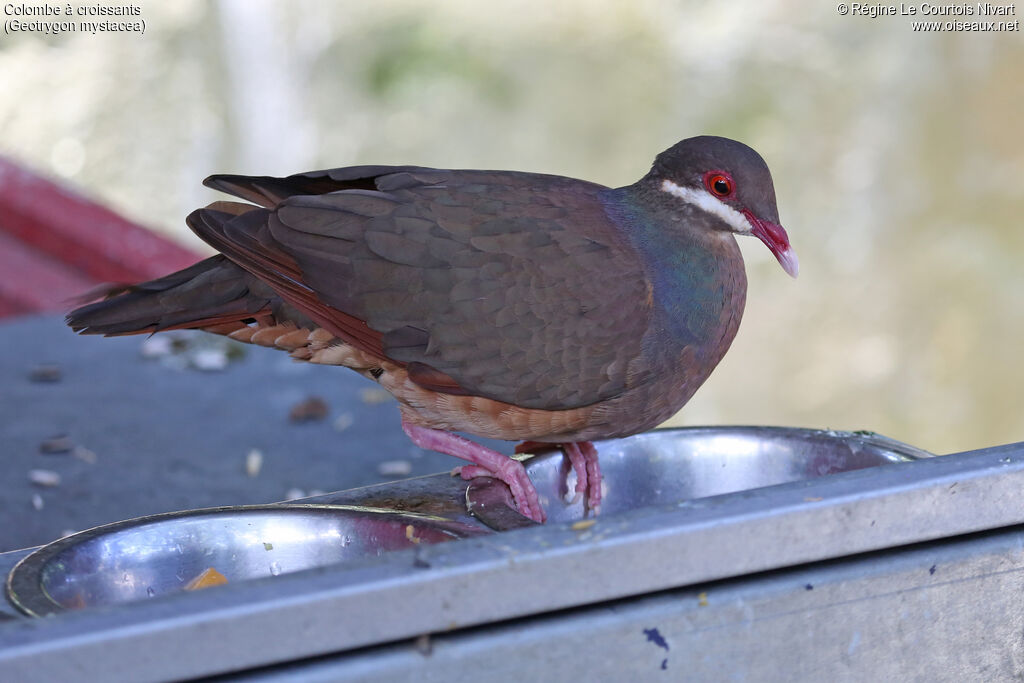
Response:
28,469,61,487
39,435,74,454
571,519,597,531
184,567,229,591
263,543,274,551
378,460,413,477
414,633,433,656
139,335,176,359
289,396,329,422
72,445,97,464
223,342,247,361
643,627,670,651
805,583,814,591
360,387,392,405
39,437,97,463
332,412,354,432
245,449,264,478
929,564,937,575
405,524,421,544
139,332,245,371
697,591,708,607
31,493,44,511
190,348,229,372
28,364,62,383
284,488,306,501
643,627,670,670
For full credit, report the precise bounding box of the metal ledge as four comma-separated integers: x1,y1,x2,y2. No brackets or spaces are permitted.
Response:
1,442,1023,681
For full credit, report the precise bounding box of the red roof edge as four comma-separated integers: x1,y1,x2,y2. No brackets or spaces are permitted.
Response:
0,156,202,286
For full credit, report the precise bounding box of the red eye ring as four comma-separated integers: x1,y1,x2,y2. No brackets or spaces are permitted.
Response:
704,171,734,198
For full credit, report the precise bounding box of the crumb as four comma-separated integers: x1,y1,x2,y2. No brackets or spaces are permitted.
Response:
72,445,97,464
28,364,62,383
289,396,329,422
28,469,61,487
245,449,263,477
360,387,392,405
139,336,175,359
570,519,597,531
378,460,413,477
183,567,228,590
332,412,354,432
190,348,229,372
39,435,74,454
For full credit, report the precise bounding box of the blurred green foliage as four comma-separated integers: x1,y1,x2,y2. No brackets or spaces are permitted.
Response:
361,20,515,104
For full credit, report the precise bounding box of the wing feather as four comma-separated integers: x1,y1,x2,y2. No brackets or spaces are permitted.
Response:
190,166,653,410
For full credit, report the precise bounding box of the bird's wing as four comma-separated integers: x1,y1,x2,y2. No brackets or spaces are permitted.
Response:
190,167,654,411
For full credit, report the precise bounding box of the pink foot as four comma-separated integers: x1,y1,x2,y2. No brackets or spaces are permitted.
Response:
516,440,602,514
403,421,546,523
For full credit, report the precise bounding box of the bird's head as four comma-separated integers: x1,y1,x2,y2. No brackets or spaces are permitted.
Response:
646,135,798,278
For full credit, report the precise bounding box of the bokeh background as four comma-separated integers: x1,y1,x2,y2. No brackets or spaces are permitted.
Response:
2,0,1022,456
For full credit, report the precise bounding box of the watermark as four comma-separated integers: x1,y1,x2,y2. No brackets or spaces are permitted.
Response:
3,3,145,36
836,3,1019,30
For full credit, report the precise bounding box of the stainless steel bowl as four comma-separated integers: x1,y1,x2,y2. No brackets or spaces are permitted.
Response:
6,427,932,617
6,505,486,617
468,427,933,528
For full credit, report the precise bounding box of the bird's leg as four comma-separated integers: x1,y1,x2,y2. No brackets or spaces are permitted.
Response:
402,421,545,523
515,441,582,504
515,440,602,514
568,442,602,514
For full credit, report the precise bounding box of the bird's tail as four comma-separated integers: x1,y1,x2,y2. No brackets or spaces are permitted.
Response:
66,254,275,336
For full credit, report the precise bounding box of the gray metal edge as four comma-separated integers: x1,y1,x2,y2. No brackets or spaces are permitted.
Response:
1,442,1023,682
230,524,1024,682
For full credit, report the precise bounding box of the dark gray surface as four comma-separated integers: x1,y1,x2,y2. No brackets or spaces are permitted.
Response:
0,314,471,553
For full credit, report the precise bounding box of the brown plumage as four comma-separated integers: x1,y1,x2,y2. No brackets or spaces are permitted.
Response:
68,136,798,522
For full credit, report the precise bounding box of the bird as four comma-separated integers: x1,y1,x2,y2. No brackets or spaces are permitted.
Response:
67,135,797,524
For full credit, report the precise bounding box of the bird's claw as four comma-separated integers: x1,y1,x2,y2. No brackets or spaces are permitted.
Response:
457,460,545,523
562,441,602,514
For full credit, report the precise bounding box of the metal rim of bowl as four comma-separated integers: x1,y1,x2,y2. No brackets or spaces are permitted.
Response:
613,426,935,461
5,503,484,618
466,426,935,530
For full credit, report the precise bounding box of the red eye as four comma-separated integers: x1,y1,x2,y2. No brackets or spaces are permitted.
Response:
704,172,734,198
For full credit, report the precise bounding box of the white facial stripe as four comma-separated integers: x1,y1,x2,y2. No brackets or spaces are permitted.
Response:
660,179,751,234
